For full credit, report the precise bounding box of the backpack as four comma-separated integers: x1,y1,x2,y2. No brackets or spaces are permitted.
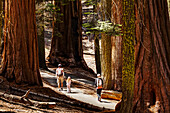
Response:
56,68,63,76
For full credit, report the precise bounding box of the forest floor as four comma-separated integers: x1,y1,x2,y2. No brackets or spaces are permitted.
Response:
0,37,120,112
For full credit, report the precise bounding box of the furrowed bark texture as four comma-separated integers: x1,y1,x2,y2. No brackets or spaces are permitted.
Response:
48,0,92,72
100,0,112,89
112,0,123,91
120,0,135,112
133,0,170,112
0,0,42,86
101,34,112,89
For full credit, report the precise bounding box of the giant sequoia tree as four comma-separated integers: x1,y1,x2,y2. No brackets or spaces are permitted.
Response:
120,0,135,112
0,0,42,86
48,0,92,71
133,0,170,112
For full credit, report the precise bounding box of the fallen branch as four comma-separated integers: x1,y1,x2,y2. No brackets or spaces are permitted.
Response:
101,90,122,101
21,89,31,99
0,92,56,109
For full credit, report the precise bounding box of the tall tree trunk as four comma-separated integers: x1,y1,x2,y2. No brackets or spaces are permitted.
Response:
48,0,93,72
36,0,47,69
100,0,112,89
112,0,122,91
0,0,2,54
94,34,101,74
0,0,42,86
120,0,135,112
93,0,101,74
37,26,46,69
133,0,170,112
101,34,112,89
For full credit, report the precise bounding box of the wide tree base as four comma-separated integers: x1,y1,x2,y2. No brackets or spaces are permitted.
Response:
47,55,94,74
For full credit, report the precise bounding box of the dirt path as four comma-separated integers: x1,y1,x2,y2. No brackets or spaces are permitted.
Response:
41,69,119,111
0,76,100,113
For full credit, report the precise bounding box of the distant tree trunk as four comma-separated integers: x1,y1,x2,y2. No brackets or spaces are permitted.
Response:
100,0,112,89
36,0,47,69
101,34,112,89
133,0,170,112
94,34,101,74
120,0,135,112
0,0,2,54
37,26,46,69
112,0,122,91
93,0,101,74
48,0,93,72
0,0,42,86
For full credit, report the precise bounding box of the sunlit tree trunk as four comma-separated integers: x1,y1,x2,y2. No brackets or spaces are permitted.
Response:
100,0,112,89
101,34,112,89
112,0,122,91
48,0,93,72
133,0,170,112
0,0,42,86
120,0,135,112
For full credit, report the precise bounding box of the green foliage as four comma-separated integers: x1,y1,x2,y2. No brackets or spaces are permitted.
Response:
92,20,122,36
83,20,122,36
82,0,122,36
84,0,95,6
36,1,65,39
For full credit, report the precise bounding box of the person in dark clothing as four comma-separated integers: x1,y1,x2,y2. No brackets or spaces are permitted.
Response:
95,74,103,102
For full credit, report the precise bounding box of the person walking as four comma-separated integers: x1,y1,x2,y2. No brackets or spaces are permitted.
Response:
66,76,71,93
95,74,103,102
56,64,64,91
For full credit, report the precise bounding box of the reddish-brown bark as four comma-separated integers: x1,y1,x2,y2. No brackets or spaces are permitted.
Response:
0,0,42,86
133,0,170,112
112,0,122,91
48,0,93,72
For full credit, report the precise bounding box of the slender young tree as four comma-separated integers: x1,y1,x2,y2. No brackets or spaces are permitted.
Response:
93,0,101,74
94,34,101,74
120,0,135,112
133,0,170,112
0,0,42,86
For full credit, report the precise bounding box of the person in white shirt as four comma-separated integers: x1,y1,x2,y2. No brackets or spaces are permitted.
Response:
56,64,64,91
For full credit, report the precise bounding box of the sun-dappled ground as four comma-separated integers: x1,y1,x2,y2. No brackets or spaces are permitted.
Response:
0,1,99,112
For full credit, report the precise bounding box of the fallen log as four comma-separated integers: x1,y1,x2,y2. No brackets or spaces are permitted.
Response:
0,92,56,109
101,90,122,101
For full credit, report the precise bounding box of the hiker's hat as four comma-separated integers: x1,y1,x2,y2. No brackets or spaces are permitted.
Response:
97,74,101,77
58,64,62,67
